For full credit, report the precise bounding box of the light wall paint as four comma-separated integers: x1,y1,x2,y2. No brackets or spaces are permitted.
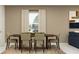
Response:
5,6,79,43
0,5,6,53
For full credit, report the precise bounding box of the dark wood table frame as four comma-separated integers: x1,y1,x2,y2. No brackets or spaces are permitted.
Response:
7,33,59,49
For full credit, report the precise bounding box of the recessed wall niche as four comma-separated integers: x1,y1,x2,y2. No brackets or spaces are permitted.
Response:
69,10,79,28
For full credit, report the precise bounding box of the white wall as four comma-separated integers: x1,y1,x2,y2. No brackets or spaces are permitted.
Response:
0,5,6,53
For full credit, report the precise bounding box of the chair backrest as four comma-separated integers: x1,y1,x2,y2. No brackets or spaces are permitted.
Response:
21,32,31,40
35,32,45,40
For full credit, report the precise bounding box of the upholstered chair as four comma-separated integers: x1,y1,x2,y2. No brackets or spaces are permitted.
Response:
6,33,18,49
34,32,45,53
48,34,60,49
21,32,32,53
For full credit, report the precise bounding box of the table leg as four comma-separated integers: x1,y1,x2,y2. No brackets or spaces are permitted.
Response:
46,36,48,49
19,36,21,49
56,36,60,49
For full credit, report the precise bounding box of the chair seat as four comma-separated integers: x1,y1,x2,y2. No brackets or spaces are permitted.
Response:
35,40,44,47
49,39,57,42
9,39,18,42
7,38,18,49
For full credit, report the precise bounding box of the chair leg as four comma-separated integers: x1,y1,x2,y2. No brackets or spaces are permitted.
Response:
15,43,17,49
34,40,37,53
56,40,60,53
21,41,23,53
29,40,31,53
50,42,51,48
20,40,22,50
15,40,17,49
43,40,44,53
56,40,60,49
6,40,8,49
30,40,32,52
16,41,18,49
31,40,32,50
57,36,60,49
8,42,10,48
6,41,9,49
48,40,51,49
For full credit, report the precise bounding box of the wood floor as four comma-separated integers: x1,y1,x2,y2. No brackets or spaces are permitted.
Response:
3,46,65,54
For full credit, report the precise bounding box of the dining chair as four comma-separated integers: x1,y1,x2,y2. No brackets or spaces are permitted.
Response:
6,33,18,49
48,34,60,49
34,32,45,53
21,32,32,53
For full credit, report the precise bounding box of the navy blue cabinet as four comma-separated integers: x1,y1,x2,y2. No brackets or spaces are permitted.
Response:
70,23,79,28
68,32,79,48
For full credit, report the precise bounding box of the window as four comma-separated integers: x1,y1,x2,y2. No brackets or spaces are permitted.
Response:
21,9,46,33
29,10,39,32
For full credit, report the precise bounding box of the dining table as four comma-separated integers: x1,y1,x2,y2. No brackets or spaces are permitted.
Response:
6,33,59,49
